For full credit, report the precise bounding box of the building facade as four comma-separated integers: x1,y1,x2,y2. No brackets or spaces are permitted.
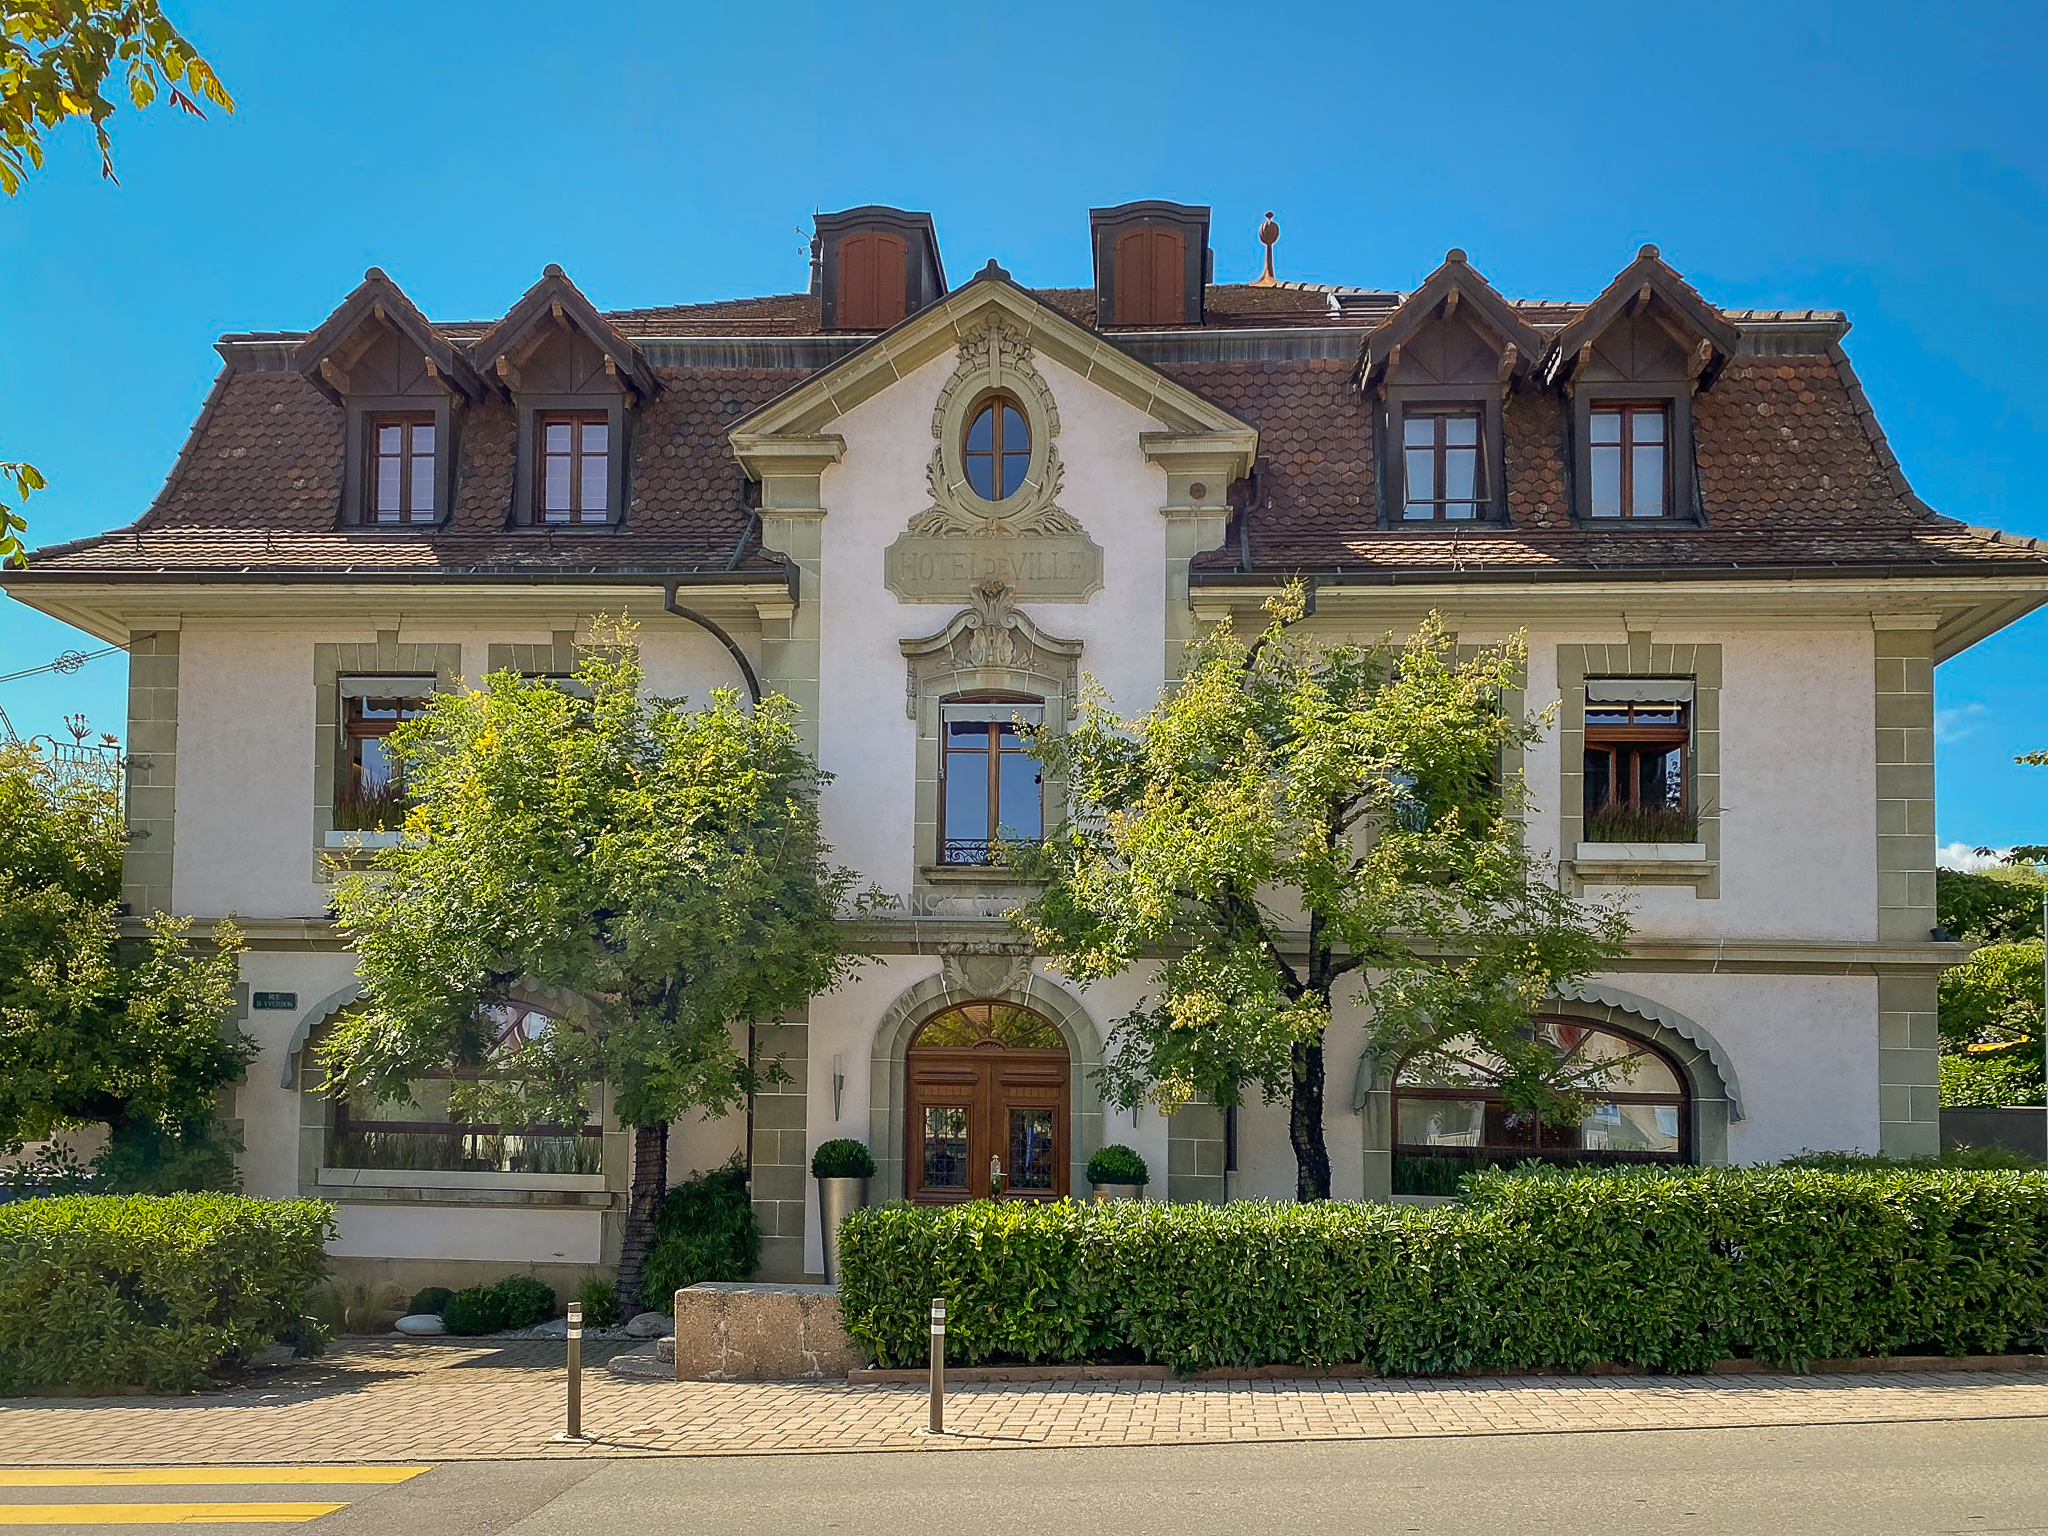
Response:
9,203,2048,1288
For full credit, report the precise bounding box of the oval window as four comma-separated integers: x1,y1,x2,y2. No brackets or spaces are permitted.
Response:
965,395,1030,501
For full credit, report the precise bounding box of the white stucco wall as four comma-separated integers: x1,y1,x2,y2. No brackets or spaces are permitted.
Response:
812,350,1171,902
1518,628,1877,940
328,1203,604,1264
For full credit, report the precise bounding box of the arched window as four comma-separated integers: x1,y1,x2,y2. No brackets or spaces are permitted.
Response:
1393,1018,1688,1193
964,394,1030,501
327,1003,603,1176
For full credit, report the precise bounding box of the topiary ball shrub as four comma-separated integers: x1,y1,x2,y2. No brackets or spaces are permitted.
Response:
441,1285,509,1336
1086,1144,1149,1186
492,1275,556,1329
640,1157,760,1313
577,1276,621,1329
407,1286,454,1317
811,1139,877,1179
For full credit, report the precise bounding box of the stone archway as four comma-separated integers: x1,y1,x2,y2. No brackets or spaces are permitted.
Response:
1356,984,1742,1200
869,959,1106,1203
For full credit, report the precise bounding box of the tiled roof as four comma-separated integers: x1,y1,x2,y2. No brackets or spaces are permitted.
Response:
12,274,2042,587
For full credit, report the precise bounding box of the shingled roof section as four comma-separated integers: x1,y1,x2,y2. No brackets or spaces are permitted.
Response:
12,263,2045,586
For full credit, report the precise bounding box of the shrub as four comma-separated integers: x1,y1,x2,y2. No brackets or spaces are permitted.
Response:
1942,1052,2045,1108
407,1285,455,1316
0,1193,335,1393
577,1276,621,1329
441,1285,507,1336
1086,1145,1149,1186
639,1158,759,1312
812,1139,877,1179
837,1167,2048,1375
493,1275,556,1329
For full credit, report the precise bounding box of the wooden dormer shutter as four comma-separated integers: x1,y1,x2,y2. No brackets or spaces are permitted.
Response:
838,231,907,330
1112,227,1185,326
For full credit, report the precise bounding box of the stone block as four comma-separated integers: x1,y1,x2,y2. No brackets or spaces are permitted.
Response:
673,1282,860,1381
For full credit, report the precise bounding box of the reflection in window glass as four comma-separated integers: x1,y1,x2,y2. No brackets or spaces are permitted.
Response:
1588,404,1670,519
1009,1109,1056,1189
922,1106,968,1189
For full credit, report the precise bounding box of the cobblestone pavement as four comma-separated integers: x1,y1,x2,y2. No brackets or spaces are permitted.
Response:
5,1340,2048,1463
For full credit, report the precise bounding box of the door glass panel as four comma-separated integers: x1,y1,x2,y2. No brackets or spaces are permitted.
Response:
1008,1108,1056,1189
921,1107,968,1189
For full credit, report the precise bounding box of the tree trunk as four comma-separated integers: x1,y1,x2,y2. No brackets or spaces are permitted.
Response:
616,1121,668,1313
1288,1039,1332,1201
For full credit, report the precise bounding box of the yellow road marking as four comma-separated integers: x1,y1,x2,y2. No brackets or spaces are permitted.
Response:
0,1503,345,1525
0,1470,425,1489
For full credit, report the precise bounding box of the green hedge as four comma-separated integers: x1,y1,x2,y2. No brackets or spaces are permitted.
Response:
0,1194,335,1393
836,1167,2048,1375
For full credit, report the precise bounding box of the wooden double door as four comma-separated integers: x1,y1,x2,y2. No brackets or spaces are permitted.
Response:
906,1003,1070,1203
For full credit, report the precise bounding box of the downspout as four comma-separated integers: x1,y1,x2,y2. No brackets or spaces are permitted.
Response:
662,580,763,705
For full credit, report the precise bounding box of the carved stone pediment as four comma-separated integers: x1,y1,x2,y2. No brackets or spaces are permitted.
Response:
900,580,1084,719
885,318,1104,603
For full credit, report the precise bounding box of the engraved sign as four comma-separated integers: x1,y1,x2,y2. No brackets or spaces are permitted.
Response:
253,991,298,1011
885,534,1102,601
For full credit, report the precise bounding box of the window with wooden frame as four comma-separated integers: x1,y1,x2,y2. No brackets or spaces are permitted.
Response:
940,698,1044,865
339,688,429,831
536,412,611,524
1588,403,1671,518
964,394,1030,502
327,1003,604,1176
1394,1020,1689,1192
1401,407,1488,521
1583,689,1690,842
367,414,437,524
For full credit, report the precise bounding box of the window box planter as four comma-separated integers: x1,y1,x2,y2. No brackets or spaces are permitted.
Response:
317,1167,608,1192
1573,842,1713,880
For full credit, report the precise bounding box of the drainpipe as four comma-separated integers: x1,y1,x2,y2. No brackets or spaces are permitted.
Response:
662,580,762,705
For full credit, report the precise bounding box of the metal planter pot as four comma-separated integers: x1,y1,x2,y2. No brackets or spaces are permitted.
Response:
817,1176,869,1282
1092,1183,1145,1202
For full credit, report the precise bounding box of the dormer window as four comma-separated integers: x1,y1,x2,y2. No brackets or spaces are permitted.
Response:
1402,408,1487,521
813,207,946,332
1090,201,1210,328
1589,404,1669,519
964,395,1029,502
538,413,609,524
368,415,437,524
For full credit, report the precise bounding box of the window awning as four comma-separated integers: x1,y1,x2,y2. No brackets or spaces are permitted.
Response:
1586,678,1694,704
942,702,1045,726
339,675,437,698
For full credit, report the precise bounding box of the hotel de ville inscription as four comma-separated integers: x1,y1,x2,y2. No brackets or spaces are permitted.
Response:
884,317,1105,603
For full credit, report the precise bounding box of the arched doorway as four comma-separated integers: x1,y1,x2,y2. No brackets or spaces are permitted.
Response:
906,1001,1071,1203
1391,1017,1690,1195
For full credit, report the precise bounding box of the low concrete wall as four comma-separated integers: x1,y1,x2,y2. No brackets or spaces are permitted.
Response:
673,1282,862,1381
1940,1107,2048,1160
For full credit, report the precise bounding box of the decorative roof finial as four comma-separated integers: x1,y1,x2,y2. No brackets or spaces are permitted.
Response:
1251,211,1280,288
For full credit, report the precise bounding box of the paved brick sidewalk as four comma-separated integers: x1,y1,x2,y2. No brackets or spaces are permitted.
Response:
5,1340,2048,1462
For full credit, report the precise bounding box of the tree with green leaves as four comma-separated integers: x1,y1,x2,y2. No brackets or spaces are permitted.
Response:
1015,591,1630,1201
324,626,872,1299
0,739,250,1189
2,0,234,565
1936,844,2045,1110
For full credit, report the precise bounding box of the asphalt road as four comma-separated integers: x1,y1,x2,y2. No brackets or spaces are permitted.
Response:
14,1418,2048,1534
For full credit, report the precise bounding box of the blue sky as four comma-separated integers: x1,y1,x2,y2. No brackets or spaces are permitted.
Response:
2,0,2043,850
